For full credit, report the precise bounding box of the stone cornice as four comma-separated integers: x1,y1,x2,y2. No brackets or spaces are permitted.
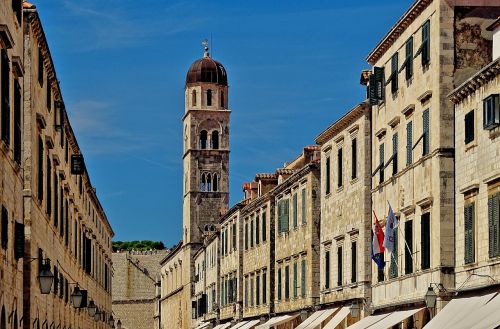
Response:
315,102,368,145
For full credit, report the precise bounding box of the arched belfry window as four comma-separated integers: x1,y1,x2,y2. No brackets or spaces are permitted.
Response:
200,130,208,149
220,91,225,108
207,89,212,106
192,90,197,106
211,131,219,149
201,173,206,191
206,173,212,191
213,173,219,192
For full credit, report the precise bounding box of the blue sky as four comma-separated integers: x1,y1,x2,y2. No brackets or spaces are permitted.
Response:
38,0,411,247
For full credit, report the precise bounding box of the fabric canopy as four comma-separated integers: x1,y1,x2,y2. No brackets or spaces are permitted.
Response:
368,308,423,329
237,320,261,329
195,322,210,329
231,321,250,329
213,323,232,329
423,293,497,329
346,313,390,329
441,292,500,329
323,307,350,329
255,314,298,329
296,308,338,329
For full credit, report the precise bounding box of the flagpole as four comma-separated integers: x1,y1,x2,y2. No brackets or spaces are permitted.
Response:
387,201,416,270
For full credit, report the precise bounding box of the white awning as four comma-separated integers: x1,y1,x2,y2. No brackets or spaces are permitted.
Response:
231,321,249,329
423,292,497,329
237,320,261,329
346,313,391,329
367,308,423,329
296,308,338,329
439,292,500,329
213,323,232,329
323,307,351,329
195,322,211,329
255,314,298,329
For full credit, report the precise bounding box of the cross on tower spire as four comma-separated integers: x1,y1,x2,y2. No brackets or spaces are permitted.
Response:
202,39,209,58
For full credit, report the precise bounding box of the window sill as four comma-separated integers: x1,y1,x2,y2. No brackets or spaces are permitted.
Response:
337,186,344,193
464,142,477,152
350,177,359,184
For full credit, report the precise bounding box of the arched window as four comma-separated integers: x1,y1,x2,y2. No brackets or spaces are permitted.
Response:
207,89,212,106
1,306,5,329
200,130,208,149
206,173,212,191
192,90,197,106
211,131,219,149
201,173,206,191
220,91,225,108
213,173,218,192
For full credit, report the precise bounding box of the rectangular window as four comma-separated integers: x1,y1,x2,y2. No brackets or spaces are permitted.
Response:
483,94,500,130
301,189,306,224
351,241,357,283
388,52,398,93
325,156,331,194
262,271,267,304
277,268,282,300
256,274,260,305
38,47,44,86
262,212,266,242
293,262,298,298
13,79,21,164
337,246,343,286
403,36,413,80
245,222,248,250
377,253,385,282
423,109,430,156
38,136,44,202
325,250,330,289
255,215,260,245
389,227,398,279
379,143,385,184
284,265,290,299
421,212,431,270
278,199,289,233
392,133,398,175
1,206,8,249
406,121,413,166
404,220,413,274
488,192,500,258
250,219,254,248
1,49,10,145
421,20,430,65
351,138,357,179
464,111,475,144
250,277,254,306
369,66,385,106
293,193,298,228
464,202,475,264
301,259,306,297
244,277,248,307
46,156,52,215
232,222,236,250
337,147,343,188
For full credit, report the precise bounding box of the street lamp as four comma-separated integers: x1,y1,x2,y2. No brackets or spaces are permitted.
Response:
425,286,438,309
87,300,97,317
38,259,54,294
70,285,83,308
94,308,100,322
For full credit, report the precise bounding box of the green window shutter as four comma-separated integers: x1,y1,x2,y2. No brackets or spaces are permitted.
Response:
379,143,385,183
301,260,306,297
464,203,475,264
293,194,298,228
422,20,431,65
391,52,398,93
301,189,306,224
283,199,289,232
493,194,500,257
277,202,282,233
406,121,413,166
374,66,385,101
489,196,494,258
392,133,398,175
389,228,398,278
293,262,298,298
405,37,413,80
369,74,378,106
423,109,430,156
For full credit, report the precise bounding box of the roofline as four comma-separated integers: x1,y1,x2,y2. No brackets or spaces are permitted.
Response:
160,241,183,265
271,162,319,196
366,0,433,65
315,102,369,145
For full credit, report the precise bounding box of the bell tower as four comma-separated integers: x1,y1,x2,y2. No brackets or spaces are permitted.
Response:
182,41,230,246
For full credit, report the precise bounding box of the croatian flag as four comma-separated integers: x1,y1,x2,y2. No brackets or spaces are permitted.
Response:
371,210,385,269
383,203,399,254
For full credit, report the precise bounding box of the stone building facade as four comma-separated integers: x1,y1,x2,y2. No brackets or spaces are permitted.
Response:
22,2,114,329
449,30,500,296
112,250,166,329
315,102,371,325
0,1,25,328
365,1,500,324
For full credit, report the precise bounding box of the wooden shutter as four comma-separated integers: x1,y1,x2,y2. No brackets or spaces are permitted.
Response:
301,260,306,297
374,66,385,101
14,222,24,260
351,241,357,283
423,109,430,155
1,49,10,145
392,133,398,175
421,213,430,270
256,215,260,245
405,37,413,80
293,262,298,298
277,202,282,233
390,228,398,278
406,122,413,166
325,251,330,289
379,143,385,183
464,203,475,264
293,194,298,228
391,53,398,93
422,20,430,65
282,199,289,232
369,74,378,106
1,206,7,249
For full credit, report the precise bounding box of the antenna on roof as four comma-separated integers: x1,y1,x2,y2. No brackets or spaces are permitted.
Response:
202,39,209,57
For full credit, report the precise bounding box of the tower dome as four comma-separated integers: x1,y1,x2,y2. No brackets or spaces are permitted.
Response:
186,43,227,86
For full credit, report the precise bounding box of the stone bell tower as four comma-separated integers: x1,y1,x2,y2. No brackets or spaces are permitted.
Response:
182,41,230,247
